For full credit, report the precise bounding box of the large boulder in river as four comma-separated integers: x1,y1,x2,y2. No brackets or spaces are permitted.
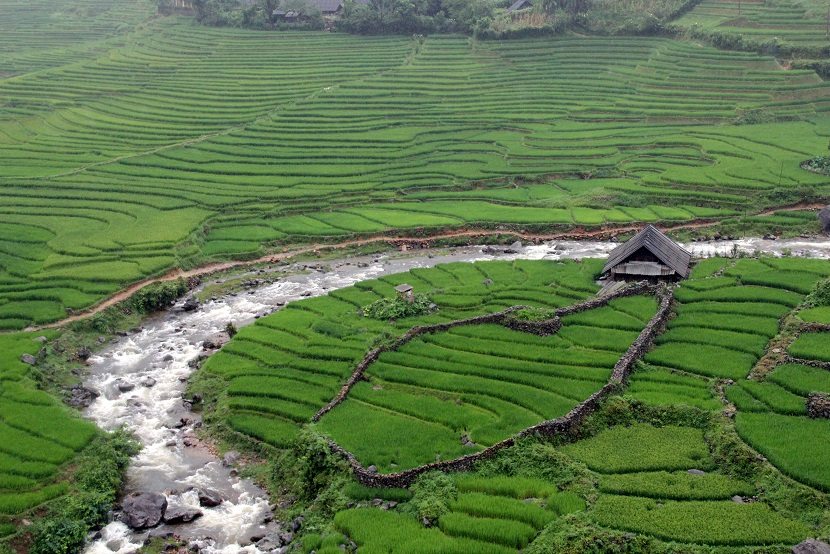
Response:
66,385,99,408
181,297,199,312
793,539,830,554
197,488,223,508
121,492,167,529
163,506,203,525
819,206,830,234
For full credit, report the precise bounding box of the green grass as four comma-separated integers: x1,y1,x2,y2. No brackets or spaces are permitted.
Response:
789,331,830,362
736,411,830,491
768,363,830,396
334,508,515,554
561,424,712,473
599,471,754,500
800,306,830,324
591,494,810,545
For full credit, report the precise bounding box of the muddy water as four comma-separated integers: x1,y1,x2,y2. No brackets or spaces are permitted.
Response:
82,237,830,553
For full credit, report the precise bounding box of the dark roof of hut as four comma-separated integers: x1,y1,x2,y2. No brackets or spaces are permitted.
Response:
507,0,532,11
602,225,692,278
395,283,413,293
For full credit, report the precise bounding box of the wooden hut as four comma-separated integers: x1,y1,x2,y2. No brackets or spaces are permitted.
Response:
602,225,691,283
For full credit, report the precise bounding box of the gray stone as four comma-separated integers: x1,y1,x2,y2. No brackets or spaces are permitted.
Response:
140,376,157,388
793,539,830,554
34,336,48,343
222,450,240,467
687,469,706,476
19,354,36,366
163,506,203,525
181,297,199,312
255,535,281,551
121,492,167,529
117,381,135,393
106,539,122,551
67,385,99,408
731,495,745,504
290,515,303,532
278,532,294,546
366,465,378,474
197,488,224,508
76,346,92,361
819,206,830,234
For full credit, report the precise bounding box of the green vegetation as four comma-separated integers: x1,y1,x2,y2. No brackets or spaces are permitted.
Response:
1,8,830,329
562,424,712,473
591,495,810,546
193,258,659,471
361,294,435,320
736,412,830,491
674,0,830,57
790,331,830,362
189,258,830,553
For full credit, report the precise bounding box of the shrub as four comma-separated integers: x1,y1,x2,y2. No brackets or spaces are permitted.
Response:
411,471,458,522
362,294,436,320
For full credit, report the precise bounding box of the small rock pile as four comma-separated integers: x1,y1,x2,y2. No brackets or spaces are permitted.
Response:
807,393,830,419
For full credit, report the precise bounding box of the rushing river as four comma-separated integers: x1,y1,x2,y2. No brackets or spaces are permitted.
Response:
82,237,830,553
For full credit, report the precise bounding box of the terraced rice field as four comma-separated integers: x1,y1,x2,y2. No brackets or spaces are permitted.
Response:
0,333,99,531
565,424,810,546
201,259,610,454
732,321,830,491
335,475,583,552
676,0,830,52
318,291,657,471
2,4,830,328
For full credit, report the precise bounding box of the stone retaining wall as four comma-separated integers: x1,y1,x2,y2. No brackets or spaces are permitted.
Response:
785,356,830,371
328,285,674,488
312,281,657,422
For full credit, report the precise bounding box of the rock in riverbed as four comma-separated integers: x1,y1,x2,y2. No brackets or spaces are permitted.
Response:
121,492,167,529
163,506,203,524
197,488,224,507
67,385,99,408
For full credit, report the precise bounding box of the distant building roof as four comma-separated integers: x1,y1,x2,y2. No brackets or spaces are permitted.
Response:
602,225,691,278
395,283,413,293
507,0,532,12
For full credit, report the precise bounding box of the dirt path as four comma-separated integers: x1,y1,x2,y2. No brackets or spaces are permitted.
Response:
24,202,826,332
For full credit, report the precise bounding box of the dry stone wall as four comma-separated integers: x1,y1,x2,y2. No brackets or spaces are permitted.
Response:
323,284,674,488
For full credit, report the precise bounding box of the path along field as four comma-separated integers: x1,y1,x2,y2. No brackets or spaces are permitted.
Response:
198,257,830,551
1,0,830,329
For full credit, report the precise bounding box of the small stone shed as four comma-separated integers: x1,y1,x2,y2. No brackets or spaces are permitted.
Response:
395,283,414,303
602,225,691,283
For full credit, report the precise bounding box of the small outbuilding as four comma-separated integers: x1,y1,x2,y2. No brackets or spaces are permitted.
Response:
395,283,414,303
602,225,691,283
507,0,532,12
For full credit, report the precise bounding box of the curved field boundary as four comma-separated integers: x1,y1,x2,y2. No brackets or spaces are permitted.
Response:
20,200,818,333
324,284,675,488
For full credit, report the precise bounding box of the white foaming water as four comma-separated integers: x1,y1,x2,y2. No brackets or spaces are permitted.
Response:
83,238,829,552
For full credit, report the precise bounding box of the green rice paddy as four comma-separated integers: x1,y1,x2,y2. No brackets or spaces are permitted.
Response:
2,0,830,329
197,257,830,551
